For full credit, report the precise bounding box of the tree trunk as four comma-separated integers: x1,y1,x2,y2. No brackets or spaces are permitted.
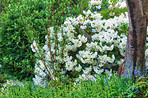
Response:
142,0,148,24
121,0,148,79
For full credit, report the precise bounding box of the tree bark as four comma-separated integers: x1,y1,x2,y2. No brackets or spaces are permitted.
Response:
142,0,148,23
121,0,147,79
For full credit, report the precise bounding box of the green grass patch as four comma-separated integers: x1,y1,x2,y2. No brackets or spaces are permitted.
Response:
1,74,134,98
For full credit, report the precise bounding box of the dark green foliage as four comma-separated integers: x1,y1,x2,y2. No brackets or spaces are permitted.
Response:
0,0,10,13
0,4,35,80
0,0,20,14
0,0,89,81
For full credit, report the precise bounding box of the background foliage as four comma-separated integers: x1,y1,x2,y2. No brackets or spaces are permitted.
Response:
0,0,90,80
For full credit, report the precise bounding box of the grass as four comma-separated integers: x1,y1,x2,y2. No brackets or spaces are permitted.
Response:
0,74,135,98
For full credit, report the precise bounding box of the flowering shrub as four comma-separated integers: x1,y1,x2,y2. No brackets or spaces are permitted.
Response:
31,5,129,86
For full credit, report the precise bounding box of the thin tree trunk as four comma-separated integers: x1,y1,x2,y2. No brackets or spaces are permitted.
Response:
121,0,147,79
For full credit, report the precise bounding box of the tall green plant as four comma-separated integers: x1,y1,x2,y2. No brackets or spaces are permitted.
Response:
0,0,90,81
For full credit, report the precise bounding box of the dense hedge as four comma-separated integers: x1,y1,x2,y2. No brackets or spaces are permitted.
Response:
0,0,90,80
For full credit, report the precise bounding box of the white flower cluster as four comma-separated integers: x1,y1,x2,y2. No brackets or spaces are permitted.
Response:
0,80,24,96
33,60,51,88
145,29,148,69
89,0,102,9
31,40,57,87
31,8,129,87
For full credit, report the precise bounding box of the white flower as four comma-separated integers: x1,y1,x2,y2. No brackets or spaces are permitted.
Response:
2,79,24,90
99,63,104,67
90,76,96,82
79,74,87,80
120,49,125,56
108,45,114,51
80,25,87,30
83,10,92,17
55,56,63,63
145,49,148,57
58,33,63,41
31,40,39,53
76,15,84,23
68,24,75,32
71,18,79,26
33,75,48,88
64,56,72,62
96,5,101,9
83,66,92,74
65,61,74,71
105,69,112,77
38,60,45,69
91,13,102,19
72,39,82,47
64,19,71,25
93,66,104,74
117,59,124,65
108,55,115,63
146,43,148,47
71,45,77,52
73,59,78,66
48,27,54,33
83,19,91,25
65,45,72,50
99,55,108,64
75,64,82,72
45,51,51,61
78,35,87,43
43,45,49,50
79,73,96,81
90,0,102,5
91,52,98,58
119,1,127,8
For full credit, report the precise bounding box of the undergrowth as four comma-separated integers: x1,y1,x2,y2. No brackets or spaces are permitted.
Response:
1,74,133,98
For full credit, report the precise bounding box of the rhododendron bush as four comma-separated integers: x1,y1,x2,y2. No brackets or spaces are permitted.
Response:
31,6,129,87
